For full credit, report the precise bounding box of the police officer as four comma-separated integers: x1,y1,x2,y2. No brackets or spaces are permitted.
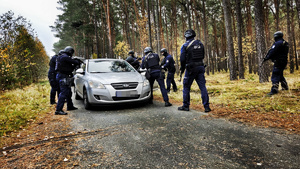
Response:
55,46,81,115
178,29,211,112
160,48,177,93
126,50,141,70
141,47,172,107
263,31,289,96
48,50,63,104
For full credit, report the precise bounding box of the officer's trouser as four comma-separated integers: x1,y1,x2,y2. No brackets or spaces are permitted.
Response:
166,72,177,92
48,72,60,103
56,73,74,111
149,71,169,102
270,66,288,94
182,66,209,108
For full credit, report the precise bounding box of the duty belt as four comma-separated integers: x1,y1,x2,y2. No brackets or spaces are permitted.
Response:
186,62,204,67
58,72,73,78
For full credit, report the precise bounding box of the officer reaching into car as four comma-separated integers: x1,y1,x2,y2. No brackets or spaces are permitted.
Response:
262,31,289,96
126,50,141,70
141,47,172,107
55,46,81,115
48,50,63,105
160,48,177,93
178,29,211,112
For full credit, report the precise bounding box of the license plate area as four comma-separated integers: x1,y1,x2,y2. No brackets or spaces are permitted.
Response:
116,90,138,97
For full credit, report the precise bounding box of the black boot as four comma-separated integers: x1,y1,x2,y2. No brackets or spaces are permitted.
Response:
55,110,68,115
178,106,189,111
165,102,172,107
205,107,211,112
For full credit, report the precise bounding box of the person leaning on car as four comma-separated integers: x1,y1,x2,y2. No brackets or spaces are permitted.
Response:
126,50,141,70
141,47,172,107
55,46,81,115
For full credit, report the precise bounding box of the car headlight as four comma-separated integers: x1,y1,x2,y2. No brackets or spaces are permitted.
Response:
88,80,106,89
143,79,149,87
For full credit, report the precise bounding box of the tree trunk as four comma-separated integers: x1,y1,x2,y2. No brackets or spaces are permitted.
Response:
274,0,280,30
187,1,192,29
291,1,298,70
235,0,244,79
213,17,220,72
92,0,100,58
287,0,294,73
246,0,254,73
102,0,114,58
254,0,268,82
264,0,271,46
147,0,152,49
295,0,299,70
121,0,132,49
202,0,209,75
222,0,237,80
158,0,164,49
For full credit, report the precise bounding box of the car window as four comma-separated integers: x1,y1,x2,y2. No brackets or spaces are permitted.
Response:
88,60,136,73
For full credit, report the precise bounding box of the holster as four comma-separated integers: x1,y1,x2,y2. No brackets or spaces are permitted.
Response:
61,77,74,87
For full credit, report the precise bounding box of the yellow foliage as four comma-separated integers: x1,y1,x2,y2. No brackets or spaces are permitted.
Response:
233,35,255,57
113,41,130,59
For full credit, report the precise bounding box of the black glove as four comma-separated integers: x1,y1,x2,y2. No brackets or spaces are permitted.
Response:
74,58,84,64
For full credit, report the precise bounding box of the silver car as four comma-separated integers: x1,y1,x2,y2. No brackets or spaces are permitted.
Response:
74,59,151,109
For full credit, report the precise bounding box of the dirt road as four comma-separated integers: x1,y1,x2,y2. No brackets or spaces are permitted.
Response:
1,100,300,168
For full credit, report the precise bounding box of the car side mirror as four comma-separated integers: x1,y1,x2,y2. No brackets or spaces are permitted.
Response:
76,68,85,75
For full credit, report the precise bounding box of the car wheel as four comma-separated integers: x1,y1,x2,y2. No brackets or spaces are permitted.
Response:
83,89,92,110
75,89,81,100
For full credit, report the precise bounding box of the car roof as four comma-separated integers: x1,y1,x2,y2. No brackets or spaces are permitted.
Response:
86,58,124,62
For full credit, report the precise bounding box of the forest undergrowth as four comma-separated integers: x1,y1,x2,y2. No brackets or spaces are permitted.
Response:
155,70,300,133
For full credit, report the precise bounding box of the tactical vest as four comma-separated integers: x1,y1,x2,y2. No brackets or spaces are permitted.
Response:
55,55,62,72
145,53,160,70
275,40,289,67
186,40,204,63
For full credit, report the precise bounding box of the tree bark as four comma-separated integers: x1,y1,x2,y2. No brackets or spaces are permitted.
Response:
235,0,244,79
245,0,254,73
287,0,294,73
274,0,280,30
222,0,237,80
255,0,268,82
202,0,209,75
147,0,152,49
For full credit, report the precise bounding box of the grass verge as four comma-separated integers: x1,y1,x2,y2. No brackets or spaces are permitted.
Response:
0,80,52,137
154,70,300,133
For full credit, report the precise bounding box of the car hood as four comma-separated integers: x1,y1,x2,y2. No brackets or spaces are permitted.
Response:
88,72,144,84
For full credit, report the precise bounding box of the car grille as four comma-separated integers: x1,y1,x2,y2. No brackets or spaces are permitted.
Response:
112,95,140,101
111,82,138,90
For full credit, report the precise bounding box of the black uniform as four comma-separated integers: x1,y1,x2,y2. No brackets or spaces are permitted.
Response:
141,48,172,107
264,35,289,95
55,52,80,115
48,54,60,104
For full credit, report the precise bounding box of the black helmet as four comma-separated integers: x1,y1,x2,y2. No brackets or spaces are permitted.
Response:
160,48,167,53
128,50,134,55
144,47,152,54
274,31,283,39
58,50,64,55
184,29,196,38
64,46,75,56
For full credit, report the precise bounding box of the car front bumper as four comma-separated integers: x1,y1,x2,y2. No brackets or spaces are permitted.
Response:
86,82,151,105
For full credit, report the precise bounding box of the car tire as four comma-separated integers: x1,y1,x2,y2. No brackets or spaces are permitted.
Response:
83,89,92,110
75,89,81,100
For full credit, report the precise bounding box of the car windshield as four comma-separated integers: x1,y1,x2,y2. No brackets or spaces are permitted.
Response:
88,60,136,73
